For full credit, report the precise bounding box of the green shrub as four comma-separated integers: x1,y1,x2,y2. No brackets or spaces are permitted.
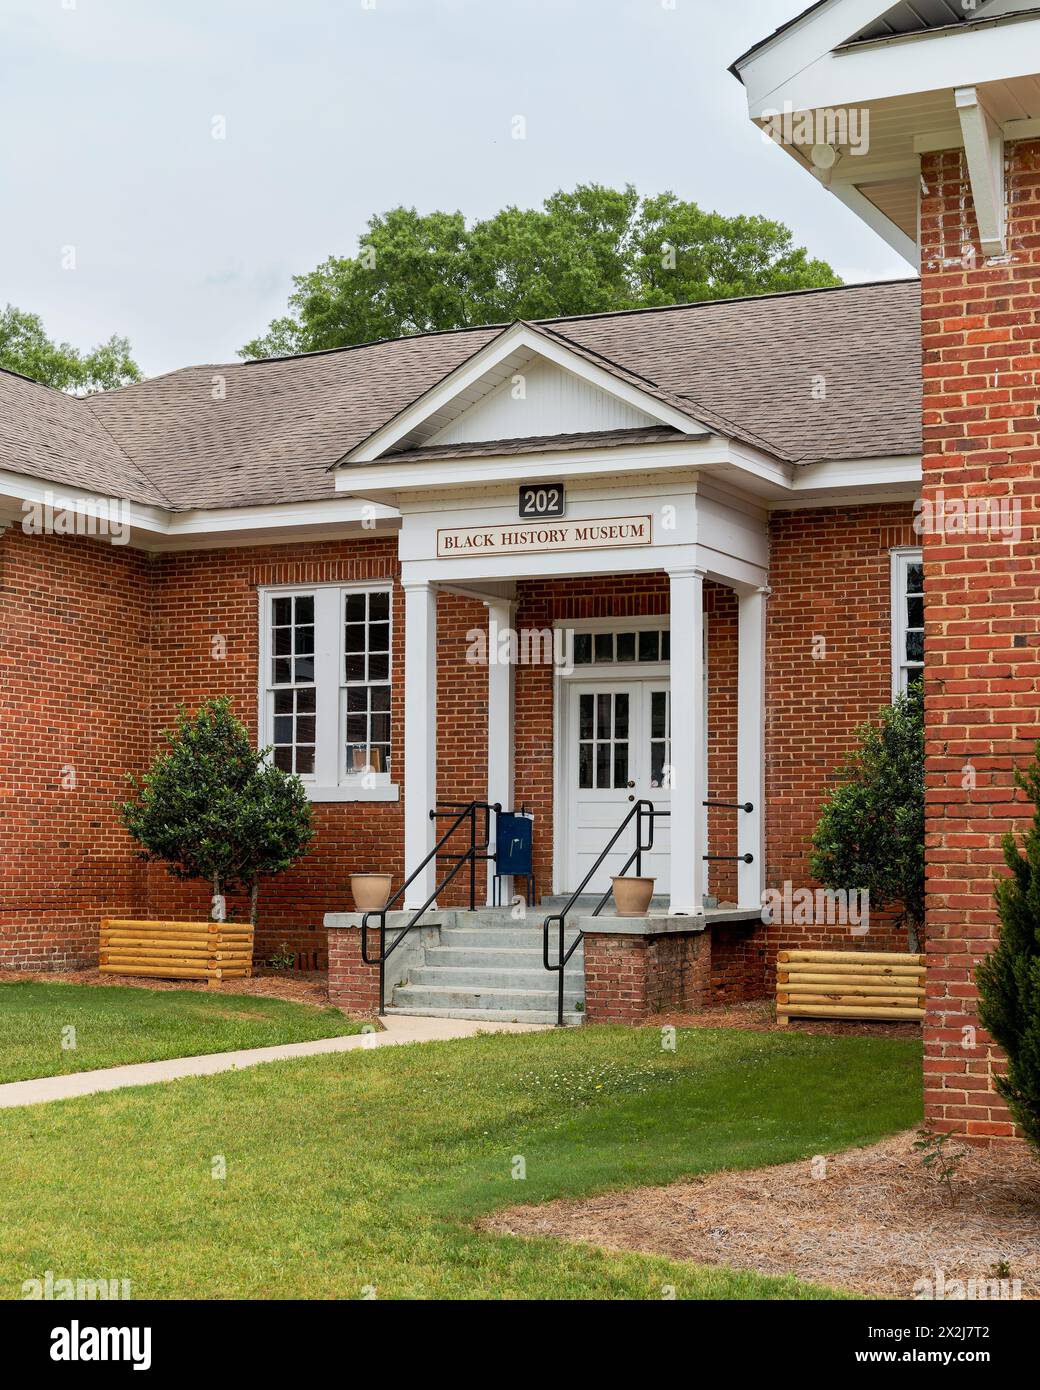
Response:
121,698,313,926
809,685,924,951
976,748,1040,1152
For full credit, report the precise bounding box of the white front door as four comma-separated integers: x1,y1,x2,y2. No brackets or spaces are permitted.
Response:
565,681,672,896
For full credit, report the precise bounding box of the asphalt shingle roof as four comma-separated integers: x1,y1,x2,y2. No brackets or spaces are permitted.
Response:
0,280,921,512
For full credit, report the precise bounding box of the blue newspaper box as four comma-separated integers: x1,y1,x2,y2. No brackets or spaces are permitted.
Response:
495,812,533,877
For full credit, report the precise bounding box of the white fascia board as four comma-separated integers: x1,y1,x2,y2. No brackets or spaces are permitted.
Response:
746,18,1040,118
737,0,892,110
336,438,736,495
339,323,711,464
0,468,399,547
791,454,922,491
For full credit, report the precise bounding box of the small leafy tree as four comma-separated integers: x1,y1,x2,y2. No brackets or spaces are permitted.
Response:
976,748,1040,1152
121,699,313,927
809,684,925,951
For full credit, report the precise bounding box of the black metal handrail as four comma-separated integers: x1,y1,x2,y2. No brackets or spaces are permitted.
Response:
542,799,663,1027
543,796,758,1026
361,800,500,1013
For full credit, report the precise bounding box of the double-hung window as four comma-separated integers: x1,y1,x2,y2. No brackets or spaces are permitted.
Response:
261,584,396,801
891,550,924,695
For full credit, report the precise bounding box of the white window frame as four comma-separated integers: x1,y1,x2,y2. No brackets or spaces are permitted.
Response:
891,548,924,697
258,582,398,803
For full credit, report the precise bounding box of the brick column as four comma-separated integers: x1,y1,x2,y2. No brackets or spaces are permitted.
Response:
582,924,711,1023
921,139,1040,1142
326,926,381,1016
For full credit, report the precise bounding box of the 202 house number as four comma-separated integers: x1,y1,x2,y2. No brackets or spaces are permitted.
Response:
519,484,565,519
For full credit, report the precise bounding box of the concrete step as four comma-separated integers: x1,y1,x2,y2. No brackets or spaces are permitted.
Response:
422,945,583,970
384,1005,584,1027
408,964,584,991
439,926,583,951
392,982,585,1014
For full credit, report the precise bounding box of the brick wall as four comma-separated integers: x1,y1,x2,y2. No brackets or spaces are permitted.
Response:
0,530,488,968
919,139,1040,1141
0,528,152,968
764,504,918,979
2,500,922,989
583,928,710,1023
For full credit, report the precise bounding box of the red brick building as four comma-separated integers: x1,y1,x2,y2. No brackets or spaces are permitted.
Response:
7,0,1038,1141
0,289,922,1004
733,0,1040,1141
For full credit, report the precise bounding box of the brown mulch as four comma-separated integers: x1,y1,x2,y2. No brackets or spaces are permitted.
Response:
0,967,333,1008
483,1131,1040,1299
648,998,923,1040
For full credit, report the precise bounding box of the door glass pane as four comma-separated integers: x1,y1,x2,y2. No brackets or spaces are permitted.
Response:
651,691,667,739
579,694,594,740
649,690,670,790
596,742,611,789
613,743,629,789
579,743,593,789
596,694,611,739
614,694,629,739
650,743,667,789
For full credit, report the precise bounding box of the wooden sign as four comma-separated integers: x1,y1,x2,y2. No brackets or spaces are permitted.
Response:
437,515,653,559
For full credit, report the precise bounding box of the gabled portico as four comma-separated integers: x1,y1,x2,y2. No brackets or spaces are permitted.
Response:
350,463,771,918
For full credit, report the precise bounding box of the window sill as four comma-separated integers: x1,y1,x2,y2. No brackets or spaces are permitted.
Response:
305,784,400,803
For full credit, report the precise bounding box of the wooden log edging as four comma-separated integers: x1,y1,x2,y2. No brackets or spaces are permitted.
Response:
99,919,254,988
776,948,925,1026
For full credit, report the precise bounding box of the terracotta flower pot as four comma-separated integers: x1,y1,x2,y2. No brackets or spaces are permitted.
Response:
611,876,656,918
351,873,393,912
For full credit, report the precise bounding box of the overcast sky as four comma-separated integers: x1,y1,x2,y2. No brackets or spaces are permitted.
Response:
0,0,912,377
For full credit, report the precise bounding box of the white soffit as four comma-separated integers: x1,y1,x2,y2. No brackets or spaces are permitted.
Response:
734,0,1040,264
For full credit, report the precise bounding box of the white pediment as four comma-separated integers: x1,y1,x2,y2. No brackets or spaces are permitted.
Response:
427,357,659,446
338,321,710,465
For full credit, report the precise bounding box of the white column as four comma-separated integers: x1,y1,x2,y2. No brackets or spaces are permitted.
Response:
485,598,516,905
403,581,438,909
737,586,768,911
668,567,705,916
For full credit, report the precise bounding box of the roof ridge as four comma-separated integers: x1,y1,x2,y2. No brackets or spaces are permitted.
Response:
235,278,920,371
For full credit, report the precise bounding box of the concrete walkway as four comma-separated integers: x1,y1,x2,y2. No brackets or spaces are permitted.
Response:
0,1014,549,1110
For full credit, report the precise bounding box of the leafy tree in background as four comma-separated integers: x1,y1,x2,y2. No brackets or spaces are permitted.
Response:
240,183,841,358
0,303,141,393
121,699,314,929
809,685,925,953
977,751,1040,1152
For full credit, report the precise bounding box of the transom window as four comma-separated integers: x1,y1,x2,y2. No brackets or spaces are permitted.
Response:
572,626,670,667
261,585,395,800
892,550,924,695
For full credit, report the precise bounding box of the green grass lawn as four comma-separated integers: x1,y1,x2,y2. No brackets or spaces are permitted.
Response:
0,1025,922,1299
0,982,363,1083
